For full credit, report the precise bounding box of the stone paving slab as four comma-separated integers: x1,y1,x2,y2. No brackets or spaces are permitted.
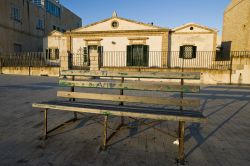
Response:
0,75,250,166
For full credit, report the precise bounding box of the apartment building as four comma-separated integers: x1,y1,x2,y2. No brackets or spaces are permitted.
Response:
0,0,82,53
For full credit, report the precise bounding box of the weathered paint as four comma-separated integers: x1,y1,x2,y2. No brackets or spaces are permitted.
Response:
32,103,206,123
60,70,201,80
102,111,112,116
57,91,200,107
59,80,200,93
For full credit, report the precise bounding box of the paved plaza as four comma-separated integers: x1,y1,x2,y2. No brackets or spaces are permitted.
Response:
0,75,249,166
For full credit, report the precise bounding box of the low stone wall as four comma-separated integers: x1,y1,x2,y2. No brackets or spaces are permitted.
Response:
231,57,250,85
1,60,249,85
1,67,60,77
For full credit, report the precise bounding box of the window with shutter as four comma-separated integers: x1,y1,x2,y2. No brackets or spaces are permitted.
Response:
46,48,59,60
179,45,197,59
143,45,149,66
127,45,149,67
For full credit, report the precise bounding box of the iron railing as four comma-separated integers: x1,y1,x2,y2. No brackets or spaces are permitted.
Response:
169,51,231,70
0,52,60,67
101,51,233,70
70,52,90,70
230,51,250,58
1,51,249,70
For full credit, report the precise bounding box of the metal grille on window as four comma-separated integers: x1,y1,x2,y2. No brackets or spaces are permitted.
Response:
183,46,193,59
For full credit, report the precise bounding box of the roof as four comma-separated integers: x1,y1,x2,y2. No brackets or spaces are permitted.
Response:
70,12,169,32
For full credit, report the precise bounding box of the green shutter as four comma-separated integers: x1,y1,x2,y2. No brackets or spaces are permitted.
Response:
179,46,184,58
98,46,103,67
127,45,132,66
49,49,52,60
98,46,103,54
143,45,149,66
192,46,197,58
83,47,88,63
45,49,49,59
55,49,59,59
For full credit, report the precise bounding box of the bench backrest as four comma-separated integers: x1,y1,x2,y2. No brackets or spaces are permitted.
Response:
59,70,201,109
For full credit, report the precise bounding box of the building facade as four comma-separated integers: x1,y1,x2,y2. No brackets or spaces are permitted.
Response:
45,12,169,68
44,12,218,69
169,23,218,68
222,0,250,51
0,0,81,53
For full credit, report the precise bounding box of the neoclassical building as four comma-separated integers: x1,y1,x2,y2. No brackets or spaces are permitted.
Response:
44,12,218,68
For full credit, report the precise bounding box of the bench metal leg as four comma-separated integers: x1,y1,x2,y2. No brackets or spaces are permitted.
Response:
102,115,108,150
178,121,185,164
44,109,48,140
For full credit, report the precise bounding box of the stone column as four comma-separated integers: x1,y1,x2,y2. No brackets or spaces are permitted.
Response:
60,51,71,71
89,49,100,71
161,32,169,68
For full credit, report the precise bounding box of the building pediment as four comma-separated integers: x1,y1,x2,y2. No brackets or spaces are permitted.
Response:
48,30,64,37
172,23,217,33
72,16,168,33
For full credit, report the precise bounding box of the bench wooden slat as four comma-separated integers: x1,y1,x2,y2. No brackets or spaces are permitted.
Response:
32,102,206,123
61,70,200,80
59,80,200,93
57,91,200,107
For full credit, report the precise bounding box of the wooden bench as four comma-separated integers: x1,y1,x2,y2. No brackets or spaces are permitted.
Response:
32,70,206,164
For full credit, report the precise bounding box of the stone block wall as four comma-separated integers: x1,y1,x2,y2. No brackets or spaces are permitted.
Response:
222,0,250,51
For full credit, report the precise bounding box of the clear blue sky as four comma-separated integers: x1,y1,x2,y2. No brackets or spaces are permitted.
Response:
60,0,231,35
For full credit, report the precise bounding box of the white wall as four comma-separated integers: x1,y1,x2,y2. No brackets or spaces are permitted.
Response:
72,35,163,67
170,33,214,51
170,33,215,68
43,35,67,53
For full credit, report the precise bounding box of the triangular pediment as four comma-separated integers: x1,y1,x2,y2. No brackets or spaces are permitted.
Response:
72,17,167,32
172,23,217,33
49,30,63,36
